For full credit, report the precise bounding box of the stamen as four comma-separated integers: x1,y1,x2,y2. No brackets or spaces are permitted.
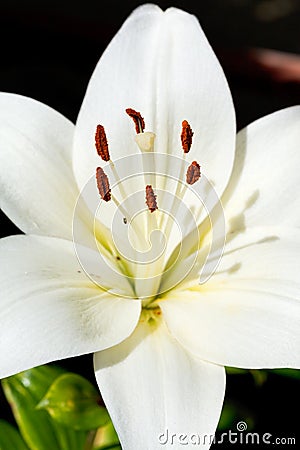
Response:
96,167,111,201
126,108,145,133
186,161,201,185
145,185,158,213
181,120,194,153
95,125,110,161
161,120,192,231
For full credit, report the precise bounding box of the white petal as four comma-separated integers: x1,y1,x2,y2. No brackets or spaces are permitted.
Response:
223,106,300,229
0,235,141,378
160,227,300,369
0,93,89,240
73,5,235,200
94,320,225,450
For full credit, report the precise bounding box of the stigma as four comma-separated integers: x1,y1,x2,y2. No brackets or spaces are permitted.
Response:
135,132,156,152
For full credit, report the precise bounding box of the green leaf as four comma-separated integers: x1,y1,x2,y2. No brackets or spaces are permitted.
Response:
218,399,255,431
96,446,121,450
225,367,248,375
226,367,268,386
270,368,300,379
37,373,110,430
218,402,238,430
92,420,120,449
0,420,29,450
248,370,268,387
37,373,110,431
2,365,87,450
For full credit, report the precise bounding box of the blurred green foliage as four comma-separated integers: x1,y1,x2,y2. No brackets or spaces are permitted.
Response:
0,365,120,450
37,373,110,431
0,364,299,449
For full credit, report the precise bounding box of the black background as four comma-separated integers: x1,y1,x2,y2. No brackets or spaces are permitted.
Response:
0,0,300,447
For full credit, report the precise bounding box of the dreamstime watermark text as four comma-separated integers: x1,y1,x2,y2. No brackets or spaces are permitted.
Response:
158,421,296,446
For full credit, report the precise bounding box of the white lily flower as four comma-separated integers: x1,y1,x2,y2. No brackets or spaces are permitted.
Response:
1,4,300,449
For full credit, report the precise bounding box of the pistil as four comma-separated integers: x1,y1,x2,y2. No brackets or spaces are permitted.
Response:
126,108,156,203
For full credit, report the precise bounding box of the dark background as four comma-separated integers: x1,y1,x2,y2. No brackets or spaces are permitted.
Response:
0,0,300,447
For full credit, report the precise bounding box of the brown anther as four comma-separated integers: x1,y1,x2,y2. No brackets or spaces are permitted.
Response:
181,120,194,153
186,161,201,185
96,167,111,202
126,108,145,134
145,185,158,213
95,125,110,161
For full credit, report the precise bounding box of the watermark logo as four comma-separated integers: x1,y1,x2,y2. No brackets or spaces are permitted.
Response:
236,421,248,432
158,421,296,446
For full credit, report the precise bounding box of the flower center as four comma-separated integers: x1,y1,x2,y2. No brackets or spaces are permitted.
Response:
93,109,202,304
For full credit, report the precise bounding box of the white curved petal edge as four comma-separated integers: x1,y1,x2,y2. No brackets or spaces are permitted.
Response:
0,92,89,241
160,227,300,369
94,320,225,450
223,105,300,230
0,235,141,378
73,3,236,200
